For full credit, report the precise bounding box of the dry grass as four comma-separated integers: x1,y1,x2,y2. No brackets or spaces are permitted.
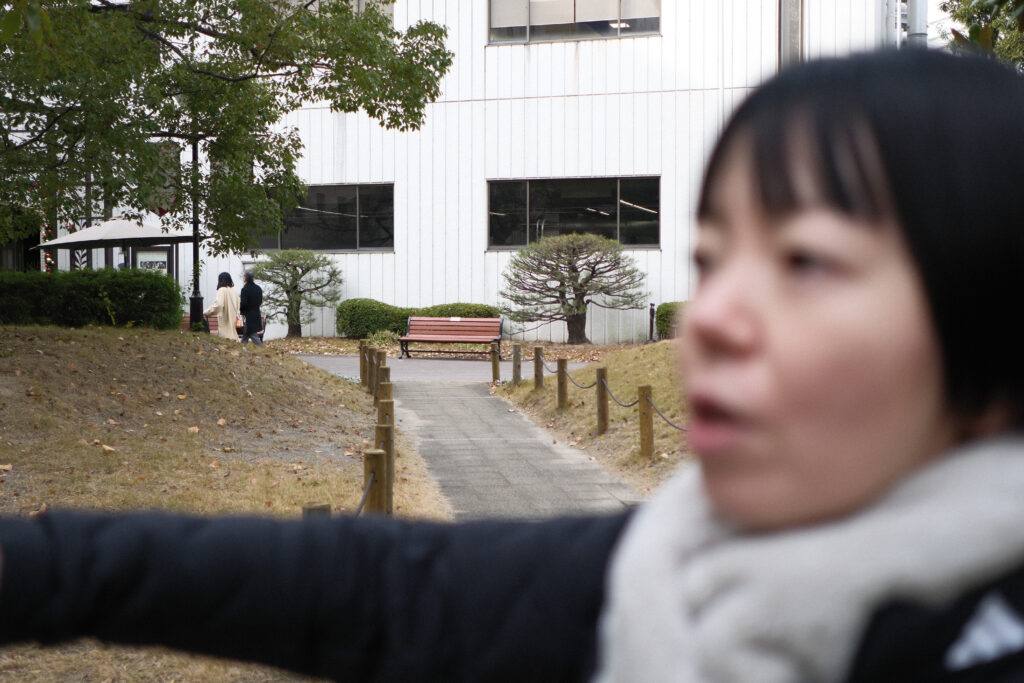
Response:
0,325,451,681
498,340,692,495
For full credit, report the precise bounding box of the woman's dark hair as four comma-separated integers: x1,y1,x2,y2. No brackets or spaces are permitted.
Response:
698,49,1024,427
216,272,234,289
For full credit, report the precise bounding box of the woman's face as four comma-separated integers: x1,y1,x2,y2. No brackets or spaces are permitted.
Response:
680,144,957,530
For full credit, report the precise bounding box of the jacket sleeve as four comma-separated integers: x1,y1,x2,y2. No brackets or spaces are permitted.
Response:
0,510,631,682
203,289,222,317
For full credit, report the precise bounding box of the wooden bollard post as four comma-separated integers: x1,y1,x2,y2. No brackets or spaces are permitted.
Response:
491,343,500,383
557,358,568,411
638,385,654,458
363,449,388,515
534,346,544,389
378,381,393,408
375,367,390,406
368,346,378,395
512,344,522,386
377,397,394,427
375,423,395,514
302,502,331,517
596,367,609,435
359,341,367,386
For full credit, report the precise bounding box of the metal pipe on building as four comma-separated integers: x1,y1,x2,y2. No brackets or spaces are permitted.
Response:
906,0,928,48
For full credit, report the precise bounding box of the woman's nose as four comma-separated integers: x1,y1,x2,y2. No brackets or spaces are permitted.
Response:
685,262,761,355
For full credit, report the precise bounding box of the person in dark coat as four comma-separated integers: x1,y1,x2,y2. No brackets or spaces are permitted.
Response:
4,50,1024,683
239,269,264,345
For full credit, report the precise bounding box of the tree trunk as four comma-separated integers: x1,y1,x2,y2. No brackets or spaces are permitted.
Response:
566,313,590,344
287,303,302,337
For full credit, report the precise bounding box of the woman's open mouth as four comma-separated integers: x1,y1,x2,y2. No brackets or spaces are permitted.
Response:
687,394,752,455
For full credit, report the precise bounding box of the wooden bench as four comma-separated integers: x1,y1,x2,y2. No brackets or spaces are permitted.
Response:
399,317,503,359
181,313,219,335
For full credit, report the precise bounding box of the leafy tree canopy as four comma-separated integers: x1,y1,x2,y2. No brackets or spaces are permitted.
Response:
943,0,1024,67
0,0,452,254
500,233,647,345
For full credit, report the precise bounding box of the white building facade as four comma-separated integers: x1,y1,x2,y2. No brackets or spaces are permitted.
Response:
185,0,907,342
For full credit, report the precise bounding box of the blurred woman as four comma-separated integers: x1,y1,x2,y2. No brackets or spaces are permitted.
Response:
3,49,1024,682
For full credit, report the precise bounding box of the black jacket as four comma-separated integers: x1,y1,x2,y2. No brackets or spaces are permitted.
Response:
0,511,630,682
3,510,1024,682
239,280,263,333
845,561,1024,683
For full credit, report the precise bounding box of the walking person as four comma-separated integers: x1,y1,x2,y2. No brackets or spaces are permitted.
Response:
239,270,264,345
203,272,240,341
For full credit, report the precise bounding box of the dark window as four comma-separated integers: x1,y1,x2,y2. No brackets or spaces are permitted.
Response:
489,0,659,43
265,184,394,251
488,177,659,248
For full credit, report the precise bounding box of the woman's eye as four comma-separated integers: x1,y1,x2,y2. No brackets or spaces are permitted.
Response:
693,250,716,279
785,249,830,275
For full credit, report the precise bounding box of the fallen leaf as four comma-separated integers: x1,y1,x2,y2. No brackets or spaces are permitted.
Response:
101,445,116,453
107,418,119,425
216,418,227,426
29,503,48,517
92,439,101,445
568,441,578,447
177,394,187,400
187,426,199,434
209,460,220,468
0,464,12,472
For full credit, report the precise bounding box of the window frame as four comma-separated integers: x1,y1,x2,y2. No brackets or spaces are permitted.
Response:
260,182,395,253
487,176,661,250
488,0,661,45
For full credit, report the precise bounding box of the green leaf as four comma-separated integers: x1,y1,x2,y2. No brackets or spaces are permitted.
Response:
0,9,21,43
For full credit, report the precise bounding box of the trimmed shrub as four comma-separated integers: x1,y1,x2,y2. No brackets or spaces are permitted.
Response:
0,269,182,329
418,302,501,319
335,299,503,338
656,301,684,339
335,298,411,338
0,271,53,324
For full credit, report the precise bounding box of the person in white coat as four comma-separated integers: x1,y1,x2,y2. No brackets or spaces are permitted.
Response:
203,271,240,340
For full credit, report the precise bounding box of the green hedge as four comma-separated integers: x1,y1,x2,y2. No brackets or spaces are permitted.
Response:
0,269,183,329
417,302,501,319
335,298,411,338
335,299,501,338
656,301,684,339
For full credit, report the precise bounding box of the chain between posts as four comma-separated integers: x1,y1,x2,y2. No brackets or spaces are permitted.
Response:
600,377,640,408
647,395,687,431
354,471,375,516
564,370,597,390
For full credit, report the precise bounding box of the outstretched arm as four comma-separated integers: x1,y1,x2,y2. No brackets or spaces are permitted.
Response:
0,511,630,682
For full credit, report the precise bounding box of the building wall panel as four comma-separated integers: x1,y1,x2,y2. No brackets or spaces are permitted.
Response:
200,0,895,343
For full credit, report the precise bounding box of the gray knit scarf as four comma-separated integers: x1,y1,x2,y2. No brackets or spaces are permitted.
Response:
594,437,1024,682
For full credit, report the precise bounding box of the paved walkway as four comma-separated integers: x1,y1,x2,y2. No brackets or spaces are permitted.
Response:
299,355,642,521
